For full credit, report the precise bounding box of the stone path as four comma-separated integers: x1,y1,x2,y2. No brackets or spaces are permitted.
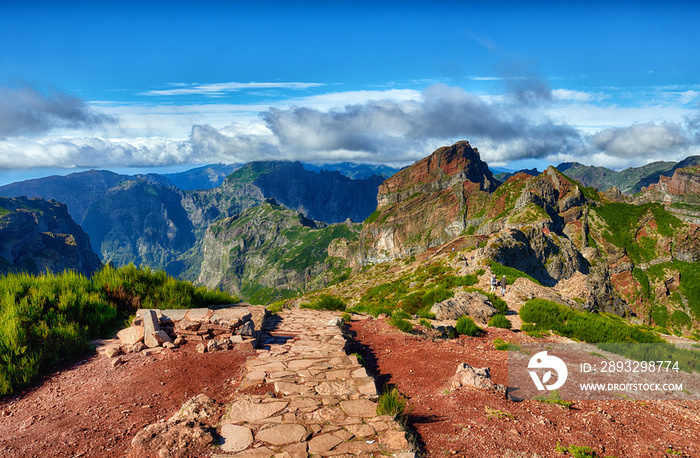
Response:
213,309,414,457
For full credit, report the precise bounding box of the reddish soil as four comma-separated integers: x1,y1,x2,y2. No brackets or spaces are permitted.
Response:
347,319,700,458
3,319,700,458
0,344,251,458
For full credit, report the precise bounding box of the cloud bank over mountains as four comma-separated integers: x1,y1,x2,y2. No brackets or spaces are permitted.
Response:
1,82,699,172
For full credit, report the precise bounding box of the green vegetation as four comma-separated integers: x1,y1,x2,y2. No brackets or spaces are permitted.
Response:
488,314,512,329
520,299,700,373
484,406,514,419
555,442,616,458
376,386,411,421
0,265,237,396
364,210,381,225
300,294,346,311
488,260,542,286
492,337,519,351
418,318,432,328
593,203,683,263
348,263,477,318
455,316,482,336
520,299,664,344
535,390,573,409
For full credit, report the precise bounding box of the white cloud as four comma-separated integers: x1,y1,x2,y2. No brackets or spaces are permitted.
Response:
141,81,325,96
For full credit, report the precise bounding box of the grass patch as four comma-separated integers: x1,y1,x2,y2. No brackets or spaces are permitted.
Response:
493,337,520,351
376,386,412,421
555,443,616,458
485,406,514,419
300,294,346,311
535,390,573,409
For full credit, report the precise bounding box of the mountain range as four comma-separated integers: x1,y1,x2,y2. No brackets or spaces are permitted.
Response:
2,143,700,335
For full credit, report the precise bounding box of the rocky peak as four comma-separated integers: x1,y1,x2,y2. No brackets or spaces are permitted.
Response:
0,196,102,276
377,141,499,208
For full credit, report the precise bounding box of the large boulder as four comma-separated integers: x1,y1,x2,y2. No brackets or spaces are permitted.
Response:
451,363,510,399
431,291,499,322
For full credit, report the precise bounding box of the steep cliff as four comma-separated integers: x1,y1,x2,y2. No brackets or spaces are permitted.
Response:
81,178,195,271
0,196,102,276
359,141,499,263
196,201,359,304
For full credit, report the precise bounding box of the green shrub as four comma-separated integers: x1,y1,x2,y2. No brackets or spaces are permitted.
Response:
418,318,432,328
455,316,481,336
390,316,414,333
0,265,238,396
301,294,346,311
488,314,512,329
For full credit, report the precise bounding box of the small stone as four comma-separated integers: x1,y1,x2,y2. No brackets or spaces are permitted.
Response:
117,326,145,345
307,433,343,454
131,342,146,353
379,429,409,449
143,310,161,348
152,330,173,345
110,356,124,368
196,343,207,353
219,424,253,452
255,424,308,445
103,346,120,358
173,336,186,346
163,341,177,349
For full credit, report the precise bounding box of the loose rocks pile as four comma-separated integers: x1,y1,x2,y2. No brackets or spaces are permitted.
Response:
93,305,265,364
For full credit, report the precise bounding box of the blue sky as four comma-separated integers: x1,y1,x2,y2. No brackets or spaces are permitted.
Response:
1,1,700,185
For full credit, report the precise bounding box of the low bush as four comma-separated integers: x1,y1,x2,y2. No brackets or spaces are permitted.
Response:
377,386,411,421
301,294,346,311
455,316,481,336
488,314,512,329
390,316,414,333
0,265,238,397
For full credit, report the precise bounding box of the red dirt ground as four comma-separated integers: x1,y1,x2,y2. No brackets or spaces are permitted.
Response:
0,344,251,458
347,318,700,458
2,319,700,458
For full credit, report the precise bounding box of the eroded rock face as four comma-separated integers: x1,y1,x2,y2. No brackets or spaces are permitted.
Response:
360,141,500,263
431,291,499,322
0,196,102,276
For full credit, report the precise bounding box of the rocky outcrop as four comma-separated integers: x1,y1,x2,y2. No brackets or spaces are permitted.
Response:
0,196,102,276
431,291,499,322
644,165,700,199
359,141,500,263
451,363,509,399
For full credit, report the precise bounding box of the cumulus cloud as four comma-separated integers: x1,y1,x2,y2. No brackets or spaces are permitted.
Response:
258,84,584,163
0,136,191,170
591,122,690,158
0,86,115,137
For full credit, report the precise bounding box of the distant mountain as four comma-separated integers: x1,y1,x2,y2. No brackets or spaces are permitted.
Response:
0,169,169,223
163,163,242,190
302,162,399,180
556,157,700,194
80,178,195,271
196,200,358,303
493,168,540,182
0,196,102,276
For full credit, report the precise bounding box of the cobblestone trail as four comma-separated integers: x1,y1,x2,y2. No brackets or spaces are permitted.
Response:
214,309,414,457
